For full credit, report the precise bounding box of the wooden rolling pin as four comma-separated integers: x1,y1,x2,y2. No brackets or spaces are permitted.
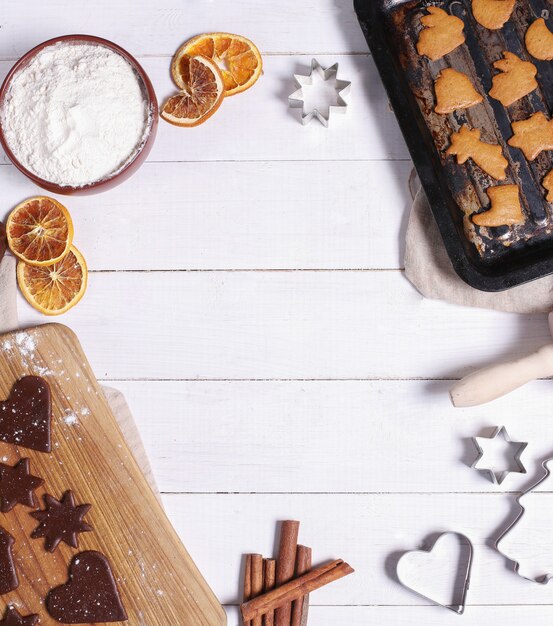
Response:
450,313,553,407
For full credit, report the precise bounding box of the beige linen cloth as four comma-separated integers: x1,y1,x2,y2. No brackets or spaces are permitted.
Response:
0,255,160,498
405,179,553,314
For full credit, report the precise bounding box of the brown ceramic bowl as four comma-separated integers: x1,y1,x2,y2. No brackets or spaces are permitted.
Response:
0,35,158,195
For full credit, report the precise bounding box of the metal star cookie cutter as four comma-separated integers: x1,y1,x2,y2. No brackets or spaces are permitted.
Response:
288,59,351,127
471,426,527,485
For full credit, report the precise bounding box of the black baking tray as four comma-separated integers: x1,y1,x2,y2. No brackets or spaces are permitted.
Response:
355,0,553,291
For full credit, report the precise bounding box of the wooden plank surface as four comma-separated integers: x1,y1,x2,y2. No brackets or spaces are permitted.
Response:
16,272,552,381
0,0,368,58
1,0,552,623
0,325,224,626
0,55,410,164
112,379,553,494
162,492,553,607
0,160,412,271
224,606,553,626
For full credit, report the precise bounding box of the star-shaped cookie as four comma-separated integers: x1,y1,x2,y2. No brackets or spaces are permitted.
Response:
508,111,553,160
31,490,93,552
543,169,553,202
0,459,43,513
0,606,38,626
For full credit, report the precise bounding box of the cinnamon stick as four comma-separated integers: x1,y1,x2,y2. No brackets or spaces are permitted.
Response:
243,555,253,626
263,559,276,626
290,546,312,626
251,554,264,626
241,559,354,623
275,520,300,626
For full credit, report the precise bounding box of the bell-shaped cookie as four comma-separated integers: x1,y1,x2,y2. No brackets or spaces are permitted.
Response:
434,69,483,114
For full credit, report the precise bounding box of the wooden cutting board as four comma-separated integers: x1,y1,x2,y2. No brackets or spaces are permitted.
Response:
0,323,226,626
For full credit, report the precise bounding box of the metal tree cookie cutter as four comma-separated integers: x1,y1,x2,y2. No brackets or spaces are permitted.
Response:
496,455,553,583
396,532,474,615
288,59,351,126
471,426,528,485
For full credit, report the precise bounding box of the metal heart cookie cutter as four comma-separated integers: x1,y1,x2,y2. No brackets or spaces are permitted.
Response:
289,59,351,126
396,532,473,615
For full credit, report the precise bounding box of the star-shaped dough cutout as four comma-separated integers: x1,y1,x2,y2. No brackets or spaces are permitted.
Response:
31,490,93,552
0,606,38,626
0,459,43,513
472,426,527,484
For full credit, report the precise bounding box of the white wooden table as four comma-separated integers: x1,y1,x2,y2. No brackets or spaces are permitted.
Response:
3,1,553,624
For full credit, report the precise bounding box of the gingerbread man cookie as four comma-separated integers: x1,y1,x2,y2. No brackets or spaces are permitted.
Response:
446,125,508,180
526,18,553,61
416,7,466,61
489,51,538,106
471,0,516,30
508,111,553,160
434,69,483,114
543,169,553,202
473,185,525,227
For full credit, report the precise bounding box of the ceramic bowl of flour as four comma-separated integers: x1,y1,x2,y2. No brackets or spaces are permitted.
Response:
0,35,158,195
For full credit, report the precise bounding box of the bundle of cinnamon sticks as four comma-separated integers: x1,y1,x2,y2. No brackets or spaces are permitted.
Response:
241,521,354,626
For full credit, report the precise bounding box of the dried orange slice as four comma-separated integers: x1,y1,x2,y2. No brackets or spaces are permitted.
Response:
17,246,88,316
162,55,224,127
173,33,262,96
6,197,73,267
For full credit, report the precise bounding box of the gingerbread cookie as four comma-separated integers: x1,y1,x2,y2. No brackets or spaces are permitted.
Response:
526,18,553,61
416,7,466,61
446,125,508,180
489,51,538,106
543,169,553,202
47,551,127,623
0,224,6,266
434,69,483,114
31,491,93,553
0,459,43,513
0,376,51,453
0,607,38,626
471,0,515,30
508,111,553,160
0,529,18,595
473,185,525,227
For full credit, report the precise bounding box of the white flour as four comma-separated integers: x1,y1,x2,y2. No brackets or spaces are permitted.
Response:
1,42,150,187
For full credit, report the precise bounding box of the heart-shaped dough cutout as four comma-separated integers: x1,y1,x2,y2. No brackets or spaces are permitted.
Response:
396,532,473,614
47,551,127,623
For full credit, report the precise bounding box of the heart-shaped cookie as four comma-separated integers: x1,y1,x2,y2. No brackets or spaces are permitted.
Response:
396,532,473,614
0,377,51,453
47,551,127,623
0,223,6,266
